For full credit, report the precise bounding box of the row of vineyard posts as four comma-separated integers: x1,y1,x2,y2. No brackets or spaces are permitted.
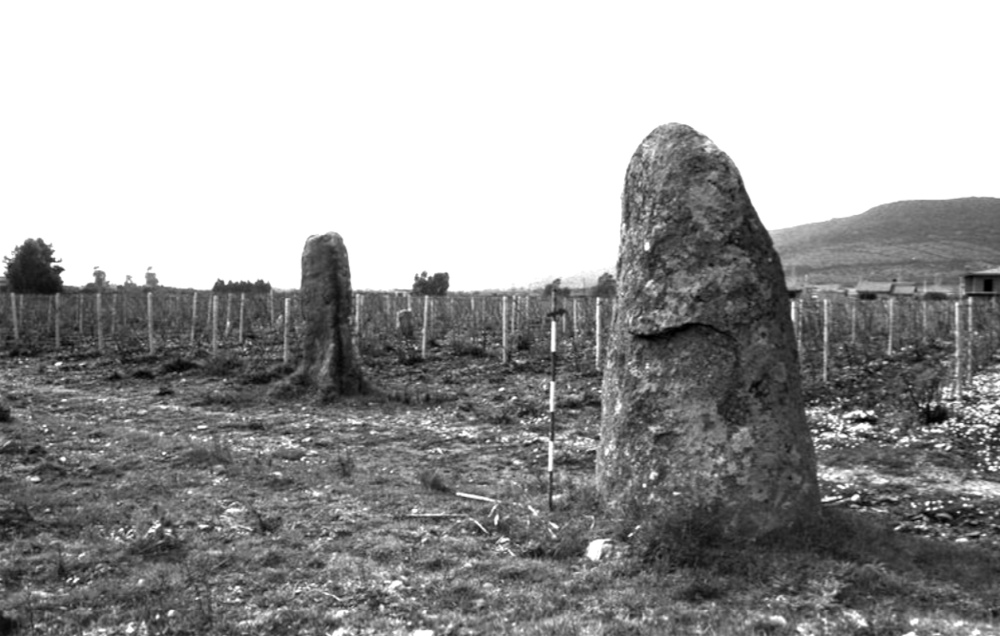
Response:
0,291,615,370
1,291,998,391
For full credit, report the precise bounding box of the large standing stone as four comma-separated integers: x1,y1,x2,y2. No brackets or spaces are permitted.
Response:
598,124,819,538
290,232,367,399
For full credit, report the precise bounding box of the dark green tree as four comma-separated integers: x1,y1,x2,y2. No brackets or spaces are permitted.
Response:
212,279,272,293
593,272,617,298
144,267,159,290
412,271,449,296
3,238,64,294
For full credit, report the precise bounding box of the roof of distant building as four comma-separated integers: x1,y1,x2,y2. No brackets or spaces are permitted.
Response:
966,267,1000,276
855,281,893,294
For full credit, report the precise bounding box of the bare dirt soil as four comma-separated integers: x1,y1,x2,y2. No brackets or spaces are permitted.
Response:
2,340,1000,635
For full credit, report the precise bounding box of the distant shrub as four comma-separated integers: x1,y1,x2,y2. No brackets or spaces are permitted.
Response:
212,278,272,294
4,238,64,294
412,271,449,296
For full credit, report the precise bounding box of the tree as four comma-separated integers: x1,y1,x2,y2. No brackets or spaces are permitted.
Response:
93,267,107,290
593,272,617,298
412,271,449,296
144,267,159,290
3,238,64,294
212,279,272,293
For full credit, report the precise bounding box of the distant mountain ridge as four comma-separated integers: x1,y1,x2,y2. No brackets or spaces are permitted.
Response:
770,197,1000,284
538,197,1000,290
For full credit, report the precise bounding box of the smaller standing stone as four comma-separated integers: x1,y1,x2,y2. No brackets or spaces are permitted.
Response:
397,309,415,339
289,232,367,399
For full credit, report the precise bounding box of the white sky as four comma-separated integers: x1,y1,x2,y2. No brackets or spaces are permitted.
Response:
2,2,996,291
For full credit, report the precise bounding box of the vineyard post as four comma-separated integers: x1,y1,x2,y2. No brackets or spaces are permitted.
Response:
147,291,155,355
572,297,579,340
10,293,18,344
966,296,975,380
470,296,476,345
77,294,84,337
211,295,219,355
886,297,895,356
595,297,602,370
501,296,509,364
792,298,802,357
54,293,61,349
850,298,857,344
510,294,518,336
525,295,531,340
994,296,1000,356
190,292,198,346
421,295,429,360
921,298,928,340
822,298,830,383
110,292,117,338
239,292,245,344
354,292,361,342
447,296,454,343
96,292,104,354
790,297,797,345
269,289,275,326
794,298,803,354
282,297,291,364
547,315,557,512
953,300,962,395
225,293,233,340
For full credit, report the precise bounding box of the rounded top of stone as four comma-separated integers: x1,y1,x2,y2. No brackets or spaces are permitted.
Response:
307,232,345,242
618,123,784,335
636,123,725,167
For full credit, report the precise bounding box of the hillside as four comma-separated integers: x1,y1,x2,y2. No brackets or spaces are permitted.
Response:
536,198,1000,291
771,197,1000,284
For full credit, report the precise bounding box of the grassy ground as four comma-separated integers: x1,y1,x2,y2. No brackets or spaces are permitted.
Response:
1,339,1000,635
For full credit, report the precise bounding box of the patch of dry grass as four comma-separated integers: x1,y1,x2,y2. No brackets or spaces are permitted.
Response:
2,348,1000,634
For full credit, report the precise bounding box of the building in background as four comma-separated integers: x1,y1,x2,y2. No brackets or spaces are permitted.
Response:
963,268,1000,296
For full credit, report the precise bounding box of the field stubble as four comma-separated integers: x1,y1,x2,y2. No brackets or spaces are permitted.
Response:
1,335,1000,635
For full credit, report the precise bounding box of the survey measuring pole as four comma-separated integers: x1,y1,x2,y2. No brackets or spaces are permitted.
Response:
546,307,566,511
